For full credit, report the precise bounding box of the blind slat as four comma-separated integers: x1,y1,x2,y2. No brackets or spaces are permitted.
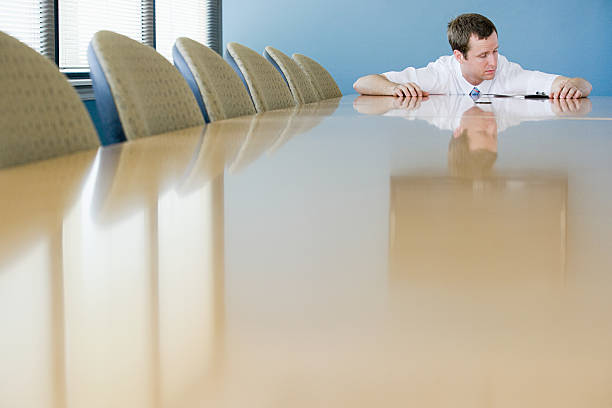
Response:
59,0,148,69
0,0,55,61
1,1,221,69
156,0,220,60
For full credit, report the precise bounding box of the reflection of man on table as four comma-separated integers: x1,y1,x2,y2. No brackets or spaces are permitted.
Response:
353,94,592,132
448,105,497,177
354,94,591,177
353,13,592,99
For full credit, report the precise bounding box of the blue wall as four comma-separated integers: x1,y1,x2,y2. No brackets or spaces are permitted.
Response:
223,0,612,95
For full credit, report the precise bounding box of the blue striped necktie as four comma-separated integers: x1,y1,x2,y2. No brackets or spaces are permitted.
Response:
469,87,481,100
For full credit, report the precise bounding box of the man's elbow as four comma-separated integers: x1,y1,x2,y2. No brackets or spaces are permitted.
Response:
354,74,385,95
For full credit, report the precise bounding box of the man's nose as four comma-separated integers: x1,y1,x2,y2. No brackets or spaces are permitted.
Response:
487,54,497,67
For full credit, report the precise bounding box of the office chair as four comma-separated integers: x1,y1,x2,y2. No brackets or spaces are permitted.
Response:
263,46,319,105
88,30,204,144
0,31,99,168
173,37,255,122
292,53,342,100
225,42,295,113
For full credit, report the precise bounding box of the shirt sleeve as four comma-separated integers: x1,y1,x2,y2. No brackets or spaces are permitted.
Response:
381,56,450,93
497,55,559,95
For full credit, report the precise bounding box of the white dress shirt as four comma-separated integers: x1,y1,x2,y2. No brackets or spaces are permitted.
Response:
382,55,558,96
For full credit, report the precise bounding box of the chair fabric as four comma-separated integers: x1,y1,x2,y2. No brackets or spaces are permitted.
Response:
88,31,204,143
263,46,319,105
0,31,99,168
173,37,255,122
225,42,295,113
292,53,342,100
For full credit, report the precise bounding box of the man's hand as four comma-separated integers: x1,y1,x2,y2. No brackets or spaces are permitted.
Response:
550,76,592,99
392,82,429,98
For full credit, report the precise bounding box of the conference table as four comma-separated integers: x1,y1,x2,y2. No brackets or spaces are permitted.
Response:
1,95,611,407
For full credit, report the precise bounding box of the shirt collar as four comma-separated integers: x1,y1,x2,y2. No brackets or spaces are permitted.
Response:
452,57,493,95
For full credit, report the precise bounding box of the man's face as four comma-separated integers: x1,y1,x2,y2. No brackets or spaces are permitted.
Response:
455,106,498,152
455,31,499,85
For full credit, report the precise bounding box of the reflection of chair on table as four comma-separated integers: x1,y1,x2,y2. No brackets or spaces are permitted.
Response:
182,97,341,186
93,127,205,223
0,150,98,268
228,109,296,174
266,98,341,154
178,116,254,194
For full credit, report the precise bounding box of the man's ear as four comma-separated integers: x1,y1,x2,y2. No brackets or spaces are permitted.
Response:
453,127,461,138
453,49,464,64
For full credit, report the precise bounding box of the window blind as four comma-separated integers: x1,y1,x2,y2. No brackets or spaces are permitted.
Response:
1,0,221,71
155,0,208,61
204,0,222,55
0,0,55,61
59,0,152,69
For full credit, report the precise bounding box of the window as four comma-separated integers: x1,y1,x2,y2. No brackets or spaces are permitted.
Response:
1,0,221,73
156,0,208,61
0,0,55,60
59,0,149,70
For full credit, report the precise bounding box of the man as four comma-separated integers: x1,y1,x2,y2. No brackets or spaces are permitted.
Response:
353,13,592,99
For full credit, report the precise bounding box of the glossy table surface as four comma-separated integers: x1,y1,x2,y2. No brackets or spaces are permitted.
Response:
1,95,612,407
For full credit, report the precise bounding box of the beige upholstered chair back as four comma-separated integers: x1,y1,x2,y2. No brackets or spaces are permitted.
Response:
89,31,204,140
225,42,295,113
174,37,255,122
0,31,98,168
264,46,319,105
292,53,342,100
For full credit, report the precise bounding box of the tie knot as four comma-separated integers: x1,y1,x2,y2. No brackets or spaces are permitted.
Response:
470,87,481,100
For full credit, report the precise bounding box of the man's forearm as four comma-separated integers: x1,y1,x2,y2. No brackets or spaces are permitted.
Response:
353,74,396,95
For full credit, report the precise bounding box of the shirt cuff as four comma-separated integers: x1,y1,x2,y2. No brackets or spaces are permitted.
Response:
529,73,559,96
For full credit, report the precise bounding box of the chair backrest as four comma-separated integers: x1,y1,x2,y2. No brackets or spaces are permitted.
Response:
88,30,204,143
225,42,295,113
173,37,255,122
263,46,319,105
292,53,342,100
0,31,99,168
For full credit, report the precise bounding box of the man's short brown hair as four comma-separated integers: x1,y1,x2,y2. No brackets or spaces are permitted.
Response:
448,130,497,178
447,13,497,57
